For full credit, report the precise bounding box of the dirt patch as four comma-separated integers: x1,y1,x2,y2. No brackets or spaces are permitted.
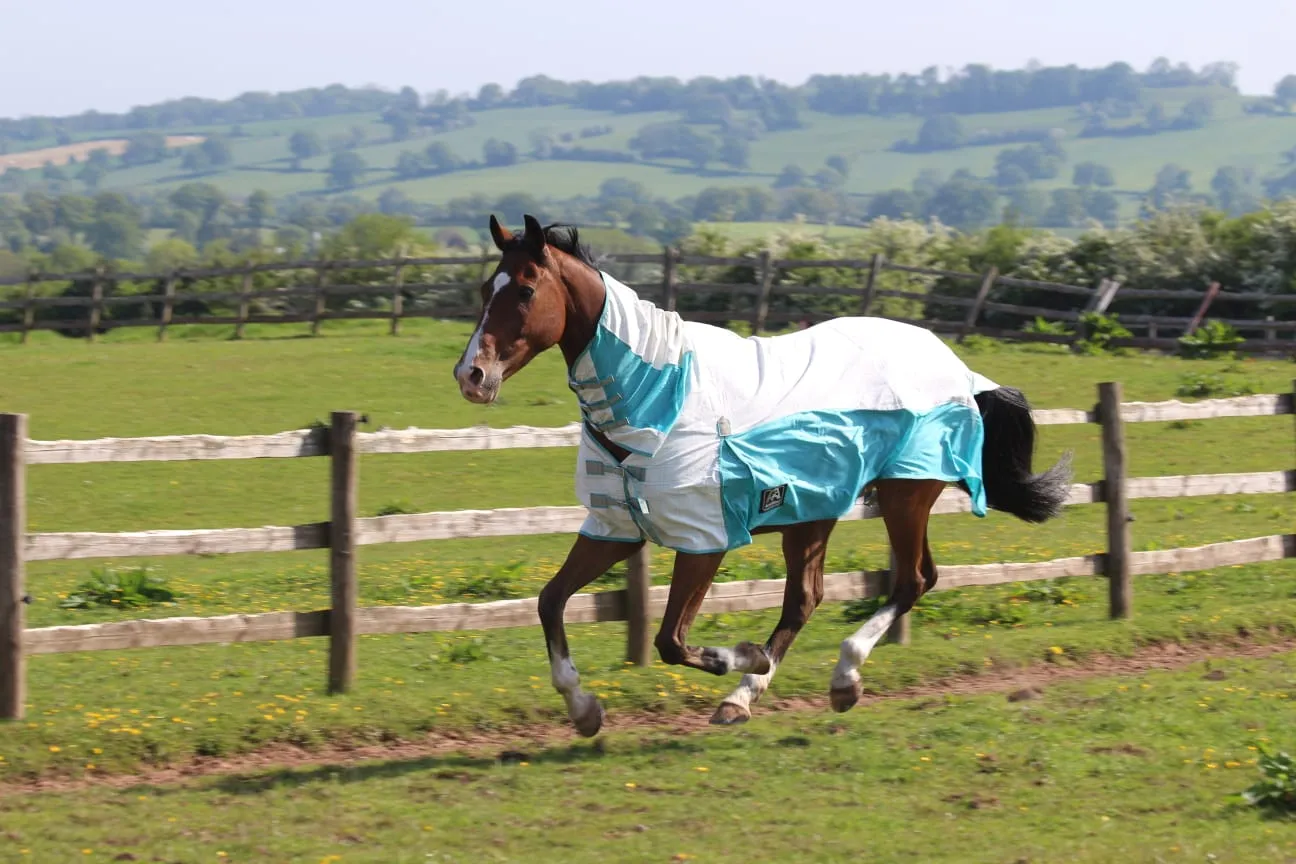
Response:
5,636,1293,797
0,136,205,173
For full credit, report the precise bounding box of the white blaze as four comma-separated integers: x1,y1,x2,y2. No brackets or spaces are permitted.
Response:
456,271,512,378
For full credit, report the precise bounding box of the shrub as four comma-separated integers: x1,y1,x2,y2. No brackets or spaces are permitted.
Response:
1177,319,1244,359
1239,746,1296,813
60,567,177,609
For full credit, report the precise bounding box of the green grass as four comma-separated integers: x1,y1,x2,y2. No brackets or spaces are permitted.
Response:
0,323,1292,787
5,649,1295,862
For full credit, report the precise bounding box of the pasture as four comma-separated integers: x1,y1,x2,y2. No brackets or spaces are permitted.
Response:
23,85,1296,207
0,319,1293,859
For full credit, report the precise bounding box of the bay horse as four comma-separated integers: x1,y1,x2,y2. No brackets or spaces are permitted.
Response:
453,214,1071,735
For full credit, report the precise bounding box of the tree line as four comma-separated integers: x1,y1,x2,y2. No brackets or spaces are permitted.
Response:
0,58,1247,151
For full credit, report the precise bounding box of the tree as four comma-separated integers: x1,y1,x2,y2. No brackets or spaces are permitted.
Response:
914,114,964,151
1043,188,1087,227
86,212,143,259
718,135,750,169
1082,189,1119,226
288,130,324,170
1174,97,1213,130
825,155,850,177
482,138,519,167
55,195,94,235
813,167,846,190
200,135,233,169
1275,75,1296,108
773,164,807,189
181,147,210,174
866,189,922,220
1073,161,1115,188
377,188,414,215
424,142,461,174
476,83,505,109
77,162,108,191
922,172,999,231
385,111,415,141
994,163,1031,189
121,132,168,166
1146,163,1192,210
395,151,426,180
21,191,57,235
327,152,367,189
1211,166,1259,215
246,190,273,226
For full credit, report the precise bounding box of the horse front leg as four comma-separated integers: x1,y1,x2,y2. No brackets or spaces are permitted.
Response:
829,479,944,713
653,551,772,677
711,519,834,725
538,535,646,737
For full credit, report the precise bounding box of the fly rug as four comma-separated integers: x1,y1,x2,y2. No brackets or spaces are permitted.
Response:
454,214,1073,736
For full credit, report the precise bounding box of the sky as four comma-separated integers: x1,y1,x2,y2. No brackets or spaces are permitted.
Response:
2,0,1292,119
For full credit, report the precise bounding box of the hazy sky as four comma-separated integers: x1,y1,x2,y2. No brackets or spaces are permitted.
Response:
2,0,1292,118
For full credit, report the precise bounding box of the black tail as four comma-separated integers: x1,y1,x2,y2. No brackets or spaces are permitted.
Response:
974,386,1073,523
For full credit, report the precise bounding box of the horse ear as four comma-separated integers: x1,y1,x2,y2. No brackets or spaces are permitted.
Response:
522,214,547,259
488,214,513,251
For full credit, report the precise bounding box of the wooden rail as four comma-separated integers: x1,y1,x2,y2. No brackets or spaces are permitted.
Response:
2,251,1293,353
1,384,1294,718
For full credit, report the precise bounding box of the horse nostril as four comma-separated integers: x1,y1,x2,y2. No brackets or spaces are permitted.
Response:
468,366,485,387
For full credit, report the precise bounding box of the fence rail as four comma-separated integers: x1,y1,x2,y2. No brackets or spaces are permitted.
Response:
2,251,1294,353
2,382,1294,718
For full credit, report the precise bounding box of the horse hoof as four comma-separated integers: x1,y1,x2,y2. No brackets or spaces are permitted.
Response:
829,682,861,714
709,701,751,726
571,698,605,738
734,642,772,676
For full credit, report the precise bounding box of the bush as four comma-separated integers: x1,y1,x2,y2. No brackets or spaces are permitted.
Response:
1074,312,1132,355
60,567,177,609
1177,319,1244,359
1239,746,1296,813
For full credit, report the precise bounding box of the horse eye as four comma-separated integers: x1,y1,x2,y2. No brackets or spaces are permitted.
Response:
518,285,535,301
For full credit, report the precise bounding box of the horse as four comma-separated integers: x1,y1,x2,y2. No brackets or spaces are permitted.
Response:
453,214,1072,736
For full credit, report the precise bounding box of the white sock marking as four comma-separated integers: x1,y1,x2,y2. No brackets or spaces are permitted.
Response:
831,604,898,691
549,642,596,720
721,661,778,711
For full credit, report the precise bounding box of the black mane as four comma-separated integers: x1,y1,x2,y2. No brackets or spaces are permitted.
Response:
511,222,600,269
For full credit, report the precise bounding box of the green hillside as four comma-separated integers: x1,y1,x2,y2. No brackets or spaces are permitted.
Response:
5,61,1296,251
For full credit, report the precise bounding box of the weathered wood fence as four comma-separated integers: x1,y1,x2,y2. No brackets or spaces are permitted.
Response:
1,252,1294,353
1,383,1294,719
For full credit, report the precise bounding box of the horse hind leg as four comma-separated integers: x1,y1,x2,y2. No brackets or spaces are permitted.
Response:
654,551,773,678
712,520,834,726
829,479,943,713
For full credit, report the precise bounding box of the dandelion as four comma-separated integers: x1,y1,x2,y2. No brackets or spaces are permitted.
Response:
625,782,637,789
694,766,709,772
48,746,60,753
1048,646,1063,655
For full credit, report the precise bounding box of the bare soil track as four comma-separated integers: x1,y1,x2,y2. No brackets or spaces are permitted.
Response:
7,635,1294,797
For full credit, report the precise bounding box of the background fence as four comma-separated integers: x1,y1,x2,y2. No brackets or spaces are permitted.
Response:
2,383,1294,719
1,252,1295,354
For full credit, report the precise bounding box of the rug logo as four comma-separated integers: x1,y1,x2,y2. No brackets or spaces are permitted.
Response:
759,484,787,513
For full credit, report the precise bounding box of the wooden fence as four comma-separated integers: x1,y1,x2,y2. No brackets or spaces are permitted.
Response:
1,252,1294,354
1,382,1295,719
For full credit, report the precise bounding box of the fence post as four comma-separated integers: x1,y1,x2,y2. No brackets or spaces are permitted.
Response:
1185,281,1221,336
0,414,27,720
957,266,998,343
662,247,679,312
328,410,359,695
1264,316,1276,344
625,545,652,666
389,248,408,337
310,264,329,337
234,266,253,340
86,267,104,343
1099,382,1131,620
860,253,883,317
750,250,775,336
157,272,177,342
20,271,37,345
885,548,910,645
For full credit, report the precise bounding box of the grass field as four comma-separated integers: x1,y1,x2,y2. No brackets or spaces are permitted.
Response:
5,649,1295,862
15,84,1296,211
0,321,1290,787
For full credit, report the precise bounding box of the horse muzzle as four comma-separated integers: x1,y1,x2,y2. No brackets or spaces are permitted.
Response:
454,362,502,404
